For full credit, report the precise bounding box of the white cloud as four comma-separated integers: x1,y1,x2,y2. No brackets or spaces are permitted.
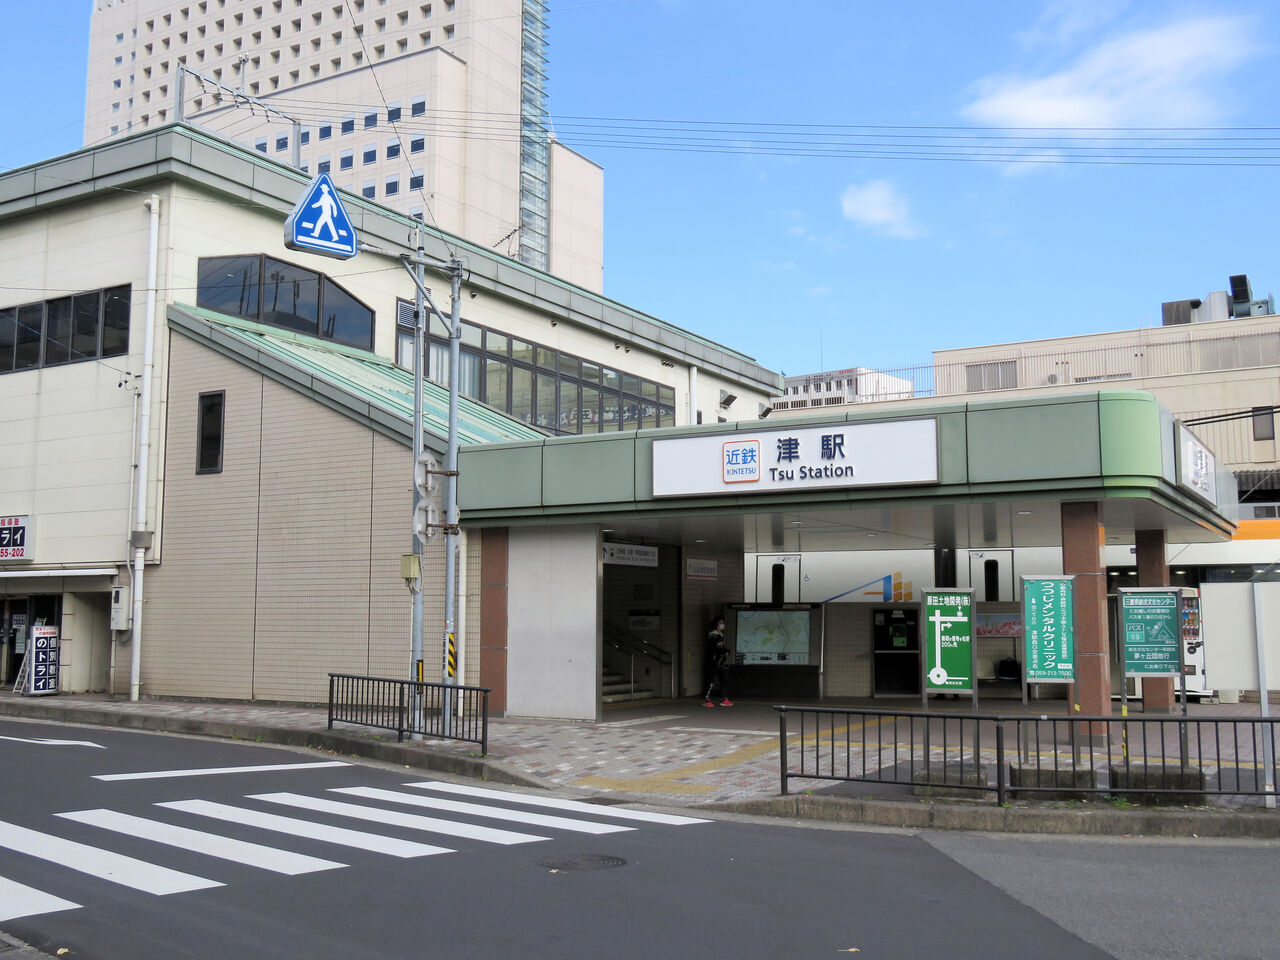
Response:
839,180,922,239
1015,0,1128,51
806,286,833,297
964,15,1258,128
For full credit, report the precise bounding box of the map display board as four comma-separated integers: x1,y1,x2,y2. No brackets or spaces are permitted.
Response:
1119,588,1181,677
923,590,974,692
733,609,811,664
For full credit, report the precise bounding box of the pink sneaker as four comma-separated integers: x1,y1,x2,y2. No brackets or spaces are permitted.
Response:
703,700,715,707
720,699,734,707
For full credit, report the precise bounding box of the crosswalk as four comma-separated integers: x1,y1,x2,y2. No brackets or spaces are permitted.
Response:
0,780,709,924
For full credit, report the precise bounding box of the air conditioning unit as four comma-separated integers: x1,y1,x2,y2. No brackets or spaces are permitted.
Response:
1046,374,1059,385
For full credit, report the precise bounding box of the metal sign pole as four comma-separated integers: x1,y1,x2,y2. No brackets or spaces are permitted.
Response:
1251,582,1276,808
440,260,463,739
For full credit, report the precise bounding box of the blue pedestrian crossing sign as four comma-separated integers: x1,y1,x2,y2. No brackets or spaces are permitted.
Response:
284,173,358,260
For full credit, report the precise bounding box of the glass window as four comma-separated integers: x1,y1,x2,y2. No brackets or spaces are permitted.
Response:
197,391,225,473
364,110,377,128
275,134,289,152
384,174,399,195
621,374,640,396
558,353,578,378
511,366,533,424
72,292,101,360
428,341,448,385
601,392,619,431
580,385,599,434
409,169,423,190
621,397,640,430
485,331,508,355
641,380,658,401
581,361,600,384
559,379,578,433
261,257,320,334
198,255,260,317
1253,407,1275,442
460,323,482,349
339,149,353,170
102,286,131,357
396,329,415,369
341,115,354,134
43,297,74,366
410,136,424,154
361,181,375,198
387,103,401,122
659,405,675,428
0,308,15,373
319,123,332,140
459,350,481,399
411,97,426,116
536,372,556,429
602,367,620,391
485,357,508,411
641,401,658,429
362,144,376,164
300,129,311,145
511,339,533,365
536,347,555,370
386,138,400,159
14,304,42,370
659,385,674,407
320,278,373,349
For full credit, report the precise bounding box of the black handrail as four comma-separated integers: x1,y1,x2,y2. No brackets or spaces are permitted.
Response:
328,672,489,754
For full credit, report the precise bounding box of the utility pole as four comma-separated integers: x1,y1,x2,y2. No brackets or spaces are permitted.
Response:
401,237,464,736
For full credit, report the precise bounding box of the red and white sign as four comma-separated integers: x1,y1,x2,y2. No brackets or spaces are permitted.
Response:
0,516,32,561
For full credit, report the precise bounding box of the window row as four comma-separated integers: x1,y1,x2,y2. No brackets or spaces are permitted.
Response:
394,306,676,434
196,255,374,350
0,286,131,375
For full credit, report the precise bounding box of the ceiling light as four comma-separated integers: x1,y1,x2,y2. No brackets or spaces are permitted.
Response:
1017,510,1032,516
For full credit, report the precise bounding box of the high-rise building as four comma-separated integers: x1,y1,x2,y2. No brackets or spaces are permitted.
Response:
85,0,604,290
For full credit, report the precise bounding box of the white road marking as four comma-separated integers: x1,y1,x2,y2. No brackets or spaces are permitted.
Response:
57,809,346,876
0,819,221,895
404,781,711,825
0,876,81,922
94,761,351,781
0,735,104,749
330,787,634,835
158,799,450,859
249,793,549,846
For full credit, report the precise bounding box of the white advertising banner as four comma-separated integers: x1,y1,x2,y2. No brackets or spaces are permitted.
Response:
1176,423,1217,506
652,419,938,498
0,515,33,561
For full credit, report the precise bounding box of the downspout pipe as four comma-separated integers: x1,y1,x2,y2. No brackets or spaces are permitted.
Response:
129,195,161,701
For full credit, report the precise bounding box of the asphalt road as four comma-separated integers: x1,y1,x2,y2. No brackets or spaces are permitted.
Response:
0,717,1274,960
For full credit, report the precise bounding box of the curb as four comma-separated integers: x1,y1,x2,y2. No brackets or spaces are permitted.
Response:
0,698,551,791
701,794,1280,839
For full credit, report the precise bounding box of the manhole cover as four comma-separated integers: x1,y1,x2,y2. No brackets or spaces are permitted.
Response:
536,854,627,871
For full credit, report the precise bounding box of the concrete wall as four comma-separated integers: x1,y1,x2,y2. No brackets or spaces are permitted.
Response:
506,524,600,720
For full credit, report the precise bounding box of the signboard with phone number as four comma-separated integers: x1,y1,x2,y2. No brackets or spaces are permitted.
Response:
0,515,32,560
28,626,60,695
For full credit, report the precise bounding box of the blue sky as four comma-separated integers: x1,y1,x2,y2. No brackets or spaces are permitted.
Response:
4,1,1278,378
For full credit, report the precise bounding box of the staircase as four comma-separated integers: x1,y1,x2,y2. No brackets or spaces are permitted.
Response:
602,668,657,704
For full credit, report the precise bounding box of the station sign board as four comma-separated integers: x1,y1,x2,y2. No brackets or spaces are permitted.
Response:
1022,576,1075,683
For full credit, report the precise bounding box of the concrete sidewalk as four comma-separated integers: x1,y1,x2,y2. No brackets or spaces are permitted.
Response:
2,691,1278,838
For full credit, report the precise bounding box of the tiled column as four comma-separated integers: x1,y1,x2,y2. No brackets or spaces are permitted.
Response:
479,527,509,716
1136,528,1176,714
1061,502,1110,722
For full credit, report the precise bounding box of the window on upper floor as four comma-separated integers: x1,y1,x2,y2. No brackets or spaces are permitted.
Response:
1253,407,1276,442
965,359,1018,392
196,391,225,474
196,254,373,350
0,286,131,376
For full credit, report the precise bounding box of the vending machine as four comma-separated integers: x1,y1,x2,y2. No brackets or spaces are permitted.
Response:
1179,588,1210,699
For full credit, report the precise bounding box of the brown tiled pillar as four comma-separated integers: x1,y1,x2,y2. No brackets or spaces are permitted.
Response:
479,528,509,716
1136,528,1176,714
1061,502,1110,722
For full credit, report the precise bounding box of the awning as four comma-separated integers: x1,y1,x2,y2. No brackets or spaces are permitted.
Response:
0,568,119,580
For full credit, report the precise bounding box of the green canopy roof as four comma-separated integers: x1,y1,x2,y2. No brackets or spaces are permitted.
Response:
168,303,545,448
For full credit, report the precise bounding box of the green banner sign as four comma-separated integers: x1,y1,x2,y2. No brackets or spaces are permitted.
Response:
924,590,974,692
1022,577,1075,683
1119,589,1181,677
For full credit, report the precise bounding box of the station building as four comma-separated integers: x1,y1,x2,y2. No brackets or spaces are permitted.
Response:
0,124,777,706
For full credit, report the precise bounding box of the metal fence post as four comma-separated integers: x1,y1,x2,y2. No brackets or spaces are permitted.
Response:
481,689,489,757
397,682,406,743
327,674,335,730
996,723,1006,806
778,708,789,796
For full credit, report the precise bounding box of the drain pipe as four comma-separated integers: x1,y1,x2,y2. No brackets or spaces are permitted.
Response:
129,195,161,701
688,365,698,426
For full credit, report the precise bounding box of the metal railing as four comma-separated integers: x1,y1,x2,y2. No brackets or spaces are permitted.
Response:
603,625,675,699
776,706,1279,806
328,672,489,754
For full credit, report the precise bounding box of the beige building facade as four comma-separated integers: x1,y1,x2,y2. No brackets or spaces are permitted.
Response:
86,0,605,290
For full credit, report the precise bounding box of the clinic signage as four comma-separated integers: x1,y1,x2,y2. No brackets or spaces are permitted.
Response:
651,418,938,498
1022,576,1075,683
1119,588,1182,677
923,589,974,693
0,515,33,561
28,625,59,695
1175,423,1217,506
